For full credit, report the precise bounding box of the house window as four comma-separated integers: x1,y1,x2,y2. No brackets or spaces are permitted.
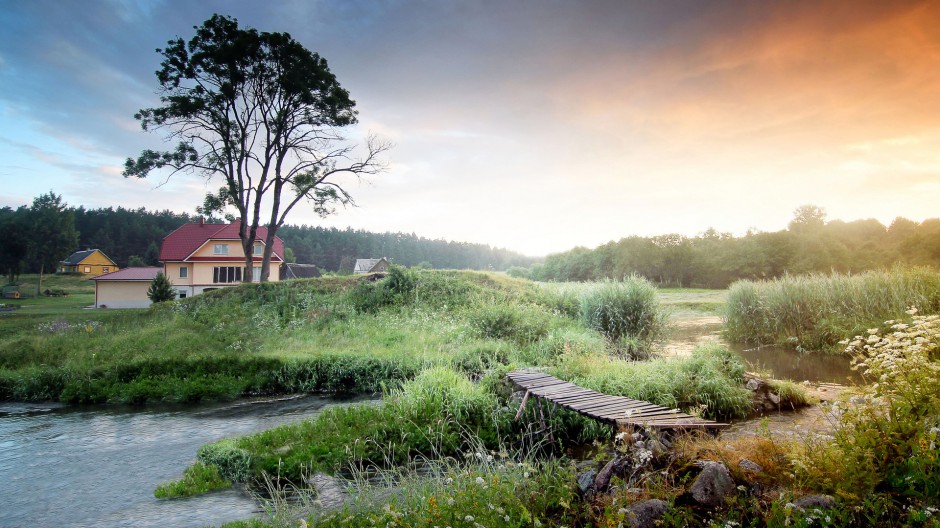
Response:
253,266,261,281
102,267,109,273
84,266,91,273
213,244,228,255
179,267,188,278
178,291,187,299
213,266,242,283
253,243,262,256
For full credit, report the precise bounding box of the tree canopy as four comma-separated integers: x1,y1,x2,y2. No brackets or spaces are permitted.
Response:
125,14,388,282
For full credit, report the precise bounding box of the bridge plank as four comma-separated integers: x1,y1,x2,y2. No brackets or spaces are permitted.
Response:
507,369,728,432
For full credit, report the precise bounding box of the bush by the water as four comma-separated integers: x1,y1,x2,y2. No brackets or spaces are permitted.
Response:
578,276,670,358
724,267,940,352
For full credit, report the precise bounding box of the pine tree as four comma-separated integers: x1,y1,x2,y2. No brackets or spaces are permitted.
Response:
147,272,176,303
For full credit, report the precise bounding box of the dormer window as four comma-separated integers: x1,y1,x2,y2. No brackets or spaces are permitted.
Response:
253,243,262,256
213,244,228,255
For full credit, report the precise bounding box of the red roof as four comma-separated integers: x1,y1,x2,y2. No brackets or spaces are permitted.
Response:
90,267,162,281
159,222,285,262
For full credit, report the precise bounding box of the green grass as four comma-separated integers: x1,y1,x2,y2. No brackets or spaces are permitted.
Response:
0,271,593,403
154,463,231,498
2,273,98,315
551,343,754,420
724,267,940,352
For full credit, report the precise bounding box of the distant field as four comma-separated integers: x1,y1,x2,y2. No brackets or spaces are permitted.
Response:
1,273,99,316
539,281,727,317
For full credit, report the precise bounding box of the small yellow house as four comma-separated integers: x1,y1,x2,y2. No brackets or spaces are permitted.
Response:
59,249,119,275
160,221,285,299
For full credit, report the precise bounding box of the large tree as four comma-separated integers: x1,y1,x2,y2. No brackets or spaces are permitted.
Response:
28,192,79,294
0,207,29,284
125,14,388,282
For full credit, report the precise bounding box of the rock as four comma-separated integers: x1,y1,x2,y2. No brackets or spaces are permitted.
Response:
745,378,762,391
768,392,781,405
594,456,623,493
792,494,836,511
625,499,669,528
690,461,736,507
306,472,346,509
738,458,763,474
577,469,597,495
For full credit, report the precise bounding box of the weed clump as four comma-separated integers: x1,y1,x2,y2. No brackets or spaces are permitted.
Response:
579,276,670,358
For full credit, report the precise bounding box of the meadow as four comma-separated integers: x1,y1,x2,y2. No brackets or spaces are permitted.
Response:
4,268,939,526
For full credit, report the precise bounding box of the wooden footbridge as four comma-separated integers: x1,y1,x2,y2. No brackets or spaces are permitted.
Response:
507,369,729,432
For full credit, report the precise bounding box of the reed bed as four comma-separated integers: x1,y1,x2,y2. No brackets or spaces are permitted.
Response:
724,267,940,352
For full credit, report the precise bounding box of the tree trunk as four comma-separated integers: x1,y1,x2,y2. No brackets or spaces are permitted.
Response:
37,263,44,297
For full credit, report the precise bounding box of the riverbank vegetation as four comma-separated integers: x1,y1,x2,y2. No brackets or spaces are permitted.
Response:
725,267,940,351
210,309,939,528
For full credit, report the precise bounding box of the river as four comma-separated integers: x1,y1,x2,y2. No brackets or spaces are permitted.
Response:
0,394,373,528
664,315,859,384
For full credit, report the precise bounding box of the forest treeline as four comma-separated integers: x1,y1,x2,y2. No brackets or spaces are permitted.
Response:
0,194,535,279
509,206,940,288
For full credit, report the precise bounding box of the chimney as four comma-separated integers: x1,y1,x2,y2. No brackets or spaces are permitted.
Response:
199,216,204,225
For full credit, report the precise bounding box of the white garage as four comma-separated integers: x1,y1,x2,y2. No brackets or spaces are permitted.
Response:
90,267,162,309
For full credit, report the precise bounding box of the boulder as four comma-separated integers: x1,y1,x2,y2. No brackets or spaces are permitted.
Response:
577,469,597,495
625,499,669,528
594,456,628,492
738,458,763,474
690,461,736,507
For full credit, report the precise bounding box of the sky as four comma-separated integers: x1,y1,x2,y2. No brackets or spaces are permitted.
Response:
1,1,939,256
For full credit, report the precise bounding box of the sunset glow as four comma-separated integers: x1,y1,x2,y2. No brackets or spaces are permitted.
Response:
1,1,938,255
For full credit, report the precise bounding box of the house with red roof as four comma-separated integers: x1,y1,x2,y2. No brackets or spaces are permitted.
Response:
160,220,285,299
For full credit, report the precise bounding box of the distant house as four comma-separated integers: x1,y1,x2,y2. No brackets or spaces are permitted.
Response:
160,220,285,299
353,258,390,274
59,249,119,275
90,267,161,309
282,263,322,279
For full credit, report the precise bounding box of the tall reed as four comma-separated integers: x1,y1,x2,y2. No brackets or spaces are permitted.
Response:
724,267,940,351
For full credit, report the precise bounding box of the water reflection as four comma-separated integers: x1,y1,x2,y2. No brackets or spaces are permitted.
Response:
664,317,859,384
0,394,374,528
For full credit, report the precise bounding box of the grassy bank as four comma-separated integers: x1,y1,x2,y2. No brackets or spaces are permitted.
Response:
724,267,940,352
1,270,693,405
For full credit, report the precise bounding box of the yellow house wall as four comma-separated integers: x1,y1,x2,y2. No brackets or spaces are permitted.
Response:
64,250,119,275
83,251,116,267
164,262,193,286
96,281,151,308
191,240,246,259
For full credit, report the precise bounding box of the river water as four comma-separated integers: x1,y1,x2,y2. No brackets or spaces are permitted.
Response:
664,316,859,384
0,394,373,528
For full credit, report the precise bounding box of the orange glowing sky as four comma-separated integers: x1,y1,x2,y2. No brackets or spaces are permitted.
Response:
1,1,938,255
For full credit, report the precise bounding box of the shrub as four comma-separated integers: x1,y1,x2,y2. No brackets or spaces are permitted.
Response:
467,302,551,346
789,308,940,520
579,276,669,358
197,439,253,482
